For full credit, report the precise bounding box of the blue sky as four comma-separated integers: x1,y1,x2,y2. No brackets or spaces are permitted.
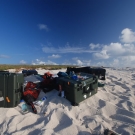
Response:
1,0,135,67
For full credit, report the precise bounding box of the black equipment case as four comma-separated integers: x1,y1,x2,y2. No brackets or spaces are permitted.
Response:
67,66,106,80
22,69,38,76
0,73,24,108
0,71,9,73
58,72,98,105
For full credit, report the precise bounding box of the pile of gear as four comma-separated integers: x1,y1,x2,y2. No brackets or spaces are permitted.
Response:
0,67,106,114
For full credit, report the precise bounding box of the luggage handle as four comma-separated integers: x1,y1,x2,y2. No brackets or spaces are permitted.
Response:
83,85,93,94
92,75,98,84
77,76,97,92
77,82,83,90
15,83,23,93
15,89,20,93
83,81,98,94
77,78,96,87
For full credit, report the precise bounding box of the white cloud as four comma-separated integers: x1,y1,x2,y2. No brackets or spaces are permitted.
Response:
96,61,106,67
94,50,109,59
93,42,135,60
40,28,135,67
62,61,72,65
48,54,61,58
104,43,125,56
38,24,49,31
32,59,46,65
46,60,57,65
108,56,135,67
120,56,135,67
20,60,27,64
0,54,9,58
110,59,119,67
32,59,57,65
72,57,91,66
89,43,101,50
91,28,134,66
82,60,91,66
76,60,83,66
123,44,135,55
42,45,98,53
120,28,135,43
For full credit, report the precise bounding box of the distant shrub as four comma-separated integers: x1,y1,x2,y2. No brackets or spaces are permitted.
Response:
0,64,76,71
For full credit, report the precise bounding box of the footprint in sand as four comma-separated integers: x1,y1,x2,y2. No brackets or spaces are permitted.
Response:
116,100,135,112
97,99,106,110
131,74,135,80
110,75,118,79
118,78,122,81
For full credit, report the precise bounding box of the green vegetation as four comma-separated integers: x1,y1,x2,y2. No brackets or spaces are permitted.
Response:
0,64,77,71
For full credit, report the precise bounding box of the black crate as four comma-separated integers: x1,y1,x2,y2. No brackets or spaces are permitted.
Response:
22,69,38,76
0,73,24,108
67,66,106,80
58,72,98,105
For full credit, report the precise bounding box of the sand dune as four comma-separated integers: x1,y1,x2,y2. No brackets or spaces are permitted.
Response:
0,68,135,135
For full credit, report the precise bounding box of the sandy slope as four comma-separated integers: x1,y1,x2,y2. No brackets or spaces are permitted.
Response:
0,68,135,135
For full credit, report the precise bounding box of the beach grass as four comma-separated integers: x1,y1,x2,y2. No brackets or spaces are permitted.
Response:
0,64,76,71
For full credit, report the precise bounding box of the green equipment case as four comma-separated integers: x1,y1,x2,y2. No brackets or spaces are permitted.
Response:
58,72,98,105
0,73,24,108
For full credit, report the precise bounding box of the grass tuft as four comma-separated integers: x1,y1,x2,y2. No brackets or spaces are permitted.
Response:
0,64,77,71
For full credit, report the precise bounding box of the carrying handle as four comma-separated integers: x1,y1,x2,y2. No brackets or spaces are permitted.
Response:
77,75,97,93
77,81,83,91
77,75,97,87
83,84,93,94
92,75,98,84
15,83,23,93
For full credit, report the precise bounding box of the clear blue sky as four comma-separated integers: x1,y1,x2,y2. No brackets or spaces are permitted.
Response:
1,0,135,67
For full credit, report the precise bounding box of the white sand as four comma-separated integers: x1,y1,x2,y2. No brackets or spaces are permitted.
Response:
0,68,135,135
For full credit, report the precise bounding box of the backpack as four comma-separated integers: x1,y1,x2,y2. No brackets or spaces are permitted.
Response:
57,71,68,77
25,81,37,89
41,72,54,93
23,88,41,114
